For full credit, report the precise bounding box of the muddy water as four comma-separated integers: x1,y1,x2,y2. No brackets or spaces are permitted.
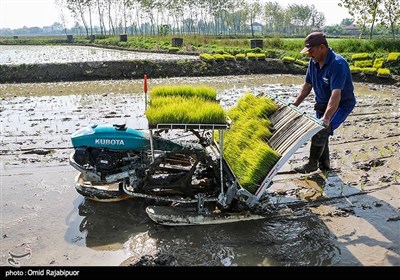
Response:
0,45,198,65
1,74,399,266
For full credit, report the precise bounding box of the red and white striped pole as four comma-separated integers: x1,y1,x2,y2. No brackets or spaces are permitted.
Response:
144,74,148,111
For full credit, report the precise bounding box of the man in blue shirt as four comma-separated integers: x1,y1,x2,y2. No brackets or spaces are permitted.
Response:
292,32,356,173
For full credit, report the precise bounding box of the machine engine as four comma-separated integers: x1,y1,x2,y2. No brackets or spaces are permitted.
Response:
70,124,150,180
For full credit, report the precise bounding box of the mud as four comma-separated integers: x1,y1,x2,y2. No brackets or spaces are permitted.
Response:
1,74,399,266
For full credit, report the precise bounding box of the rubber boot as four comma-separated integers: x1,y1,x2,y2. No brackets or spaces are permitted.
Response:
294,143,324,173
294,129,329,174
319,140,330,171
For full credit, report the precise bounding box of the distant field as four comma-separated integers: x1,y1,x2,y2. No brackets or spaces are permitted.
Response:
1,35,398,55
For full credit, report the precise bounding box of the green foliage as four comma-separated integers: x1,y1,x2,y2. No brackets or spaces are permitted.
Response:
221,94,280,193
265,49,285,58
214,49,226,54
265,36,283,49
0,37,70,45
3,35,400,77
160,24,170,36
250,47,263,53
330,38,400,53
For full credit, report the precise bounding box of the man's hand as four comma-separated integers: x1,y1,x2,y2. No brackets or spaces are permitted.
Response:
320,115,330,127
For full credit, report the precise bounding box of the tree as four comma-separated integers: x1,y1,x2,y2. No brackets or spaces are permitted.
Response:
244,0,261,37
339,0,383,39
65,0,90,37
287,4,312,34
380,0,400,39
324,24,344,36
263,1,284,34
340,18,354,26
309,5,325,30
55,0,69,35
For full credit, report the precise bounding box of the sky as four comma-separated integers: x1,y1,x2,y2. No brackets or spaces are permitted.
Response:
0,0,351,30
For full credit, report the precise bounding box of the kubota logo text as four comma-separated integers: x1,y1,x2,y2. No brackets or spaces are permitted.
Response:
95,139,125,145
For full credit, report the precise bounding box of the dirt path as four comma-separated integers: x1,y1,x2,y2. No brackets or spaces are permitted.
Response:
1,75,399,266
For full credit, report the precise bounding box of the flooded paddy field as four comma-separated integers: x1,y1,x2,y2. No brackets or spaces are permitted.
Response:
1,74,399,266
0,45,198,65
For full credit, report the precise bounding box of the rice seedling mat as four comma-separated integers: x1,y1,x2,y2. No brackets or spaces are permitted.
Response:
146,85,229,130
252,92,325,200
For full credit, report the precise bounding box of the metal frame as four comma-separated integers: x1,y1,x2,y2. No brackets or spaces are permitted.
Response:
147,121,229,211
145,92,325,211
253,93,325,201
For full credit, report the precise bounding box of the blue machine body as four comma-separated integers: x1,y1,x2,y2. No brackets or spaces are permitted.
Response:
71,124,149,151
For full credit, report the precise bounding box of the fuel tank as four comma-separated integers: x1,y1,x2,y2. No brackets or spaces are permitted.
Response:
71,124,149,151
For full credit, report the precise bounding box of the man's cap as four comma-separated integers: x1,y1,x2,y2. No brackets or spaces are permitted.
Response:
300,32,328,54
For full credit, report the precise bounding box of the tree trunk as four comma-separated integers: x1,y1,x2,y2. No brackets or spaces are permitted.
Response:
88,5,93,36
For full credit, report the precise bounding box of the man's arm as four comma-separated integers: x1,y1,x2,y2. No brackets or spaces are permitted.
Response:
320,89,341,125
293,83,312,106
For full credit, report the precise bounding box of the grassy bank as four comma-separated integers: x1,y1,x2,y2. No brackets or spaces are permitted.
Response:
1,35,399,82
1,35,399,55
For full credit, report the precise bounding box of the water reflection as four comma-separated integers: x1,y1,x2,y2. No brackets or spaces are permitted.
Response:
77,198,150,250
75,198,340,266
